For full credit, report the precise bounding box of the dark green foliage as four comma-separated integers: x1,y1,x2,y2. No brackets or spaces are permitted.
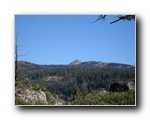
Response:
15,79,45,91
69,89,135,105
16,61,135,105
32,84,45,91
15,80,31,88
100,90,135,105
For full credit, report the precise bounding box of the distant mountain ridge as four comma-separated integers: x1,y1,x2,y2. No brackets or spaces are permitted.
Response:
16,60,135,105
17,60,134,82
18,60,134,69
69,60,134,68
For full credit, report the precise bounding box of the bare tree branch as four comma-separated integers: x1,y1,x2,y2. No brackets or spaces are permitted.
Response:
15,32,28,81
18,53,29,57
110,15,135,24
15,32,18,81
93,15,135,24
90,15,106,23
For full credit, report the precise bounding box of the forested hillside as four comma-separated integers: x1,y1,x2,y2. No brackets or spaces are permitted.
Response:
15,60,135,105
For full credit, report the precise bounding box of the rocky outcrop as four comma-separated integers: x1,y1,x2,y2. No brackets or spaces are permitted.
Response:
69,60,82,65
95,62,108,67
15,87,47,105
109,81,135,92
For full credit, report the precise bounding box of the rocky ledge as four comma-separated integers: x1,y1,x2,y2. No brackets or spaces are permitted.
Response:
15,87,47,105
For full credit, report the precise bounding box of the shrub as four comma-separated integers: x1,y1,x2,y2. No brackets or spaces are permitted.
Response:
15,97,31,105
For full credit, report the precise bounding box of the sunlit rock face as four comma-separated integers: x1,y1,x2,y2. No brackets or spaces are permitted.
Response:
15,87,47,105
69,60,82,65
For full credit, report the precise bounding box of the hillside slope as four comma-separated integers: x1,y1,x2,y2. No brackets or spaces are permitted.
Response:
16,60,135,105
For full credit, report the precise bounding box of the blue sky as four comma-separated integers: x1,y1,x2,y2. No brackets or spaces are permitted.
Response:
15,15,135,65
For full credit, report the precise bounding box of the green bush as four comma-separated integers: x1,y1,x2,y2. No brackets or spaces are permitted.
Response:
45,92,54,105
15,80,31,88
100,90,135,105
15,97,31,105
32,85,44,91
35,100,47,105
69,89,135,105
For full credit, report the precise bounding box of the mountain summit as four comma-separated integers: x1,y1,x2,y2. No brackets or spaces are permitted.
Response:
69,60,82,65
68,60,133,68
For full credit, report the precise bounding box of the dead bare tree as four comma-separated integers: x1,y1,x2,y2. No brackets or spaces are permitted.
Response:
15,33,28,81
15,33,19,81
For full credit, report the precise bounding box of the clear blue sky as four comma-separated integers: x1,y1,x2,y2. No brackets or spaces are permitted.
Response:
15,15,135,65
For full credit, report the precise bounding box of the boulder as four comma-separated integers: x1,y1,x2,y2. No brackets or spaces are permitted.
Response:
109,82,131,92
15,87,47,105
